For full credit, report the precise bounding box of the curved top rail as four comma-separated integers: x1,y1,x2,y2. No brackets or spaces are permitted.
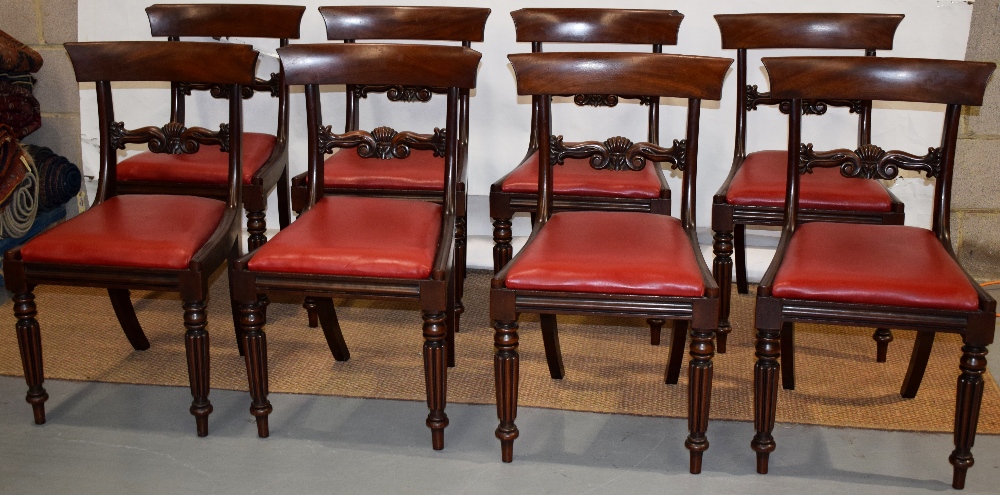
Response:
147,4,305,39
715,13,903,50
512,8,682,45
320,6,490,42
65,41,258,84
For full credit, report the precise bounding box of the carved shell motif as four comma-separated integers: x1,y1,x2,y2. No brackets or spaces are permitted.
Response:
574,94,619,107
368,126,397,159
842,144,887,179
599,136,634,171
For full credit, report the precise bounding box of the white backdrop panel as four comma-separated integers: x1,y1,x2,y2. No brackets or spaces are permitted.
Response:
78,0,974,236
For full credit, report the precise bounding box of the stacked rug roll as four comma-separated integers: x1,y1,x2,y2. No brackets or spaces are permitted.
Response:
0,29,43,140
21,144,81,212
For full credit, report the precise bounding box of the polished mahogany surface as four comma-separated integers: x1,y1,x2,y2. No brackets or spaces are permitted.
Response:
511,8,682,44
279,43,480,88
147,3,304,38
65,41,257,84
321,6,489,42
716,13,902,49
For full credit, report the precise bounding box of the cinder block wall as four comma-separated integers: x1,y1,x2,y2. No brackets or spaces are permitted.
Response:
1,0,81,169
958,0,1000,280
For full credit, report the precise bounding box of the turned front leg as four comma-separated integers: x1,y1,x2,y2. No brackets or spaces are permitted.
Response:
950,344,987,489
240,301,272,438
686,327,715,474
423,310,449,450
494,318,520,462
492,217,513,274
455,215,466,332
246,209,267,252
14,291,47,425
752,326,781,474
183,300,213,437
712,230,734,353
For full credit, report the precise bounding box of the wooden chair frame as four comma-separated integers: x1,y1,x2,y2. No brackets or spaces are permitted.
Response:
711,14,906,357
4,41,254,435
117,4,306,251
751,56,996,489
491,8,685,346
492,52,729,473
288,6,490,332
231,43,480,450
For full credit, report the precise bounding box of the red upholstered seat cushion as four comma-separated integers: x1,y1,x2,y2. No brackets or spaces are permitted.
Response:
322,148,444,191
247,196,442,279
726,150,893,211
20,195,226,269
772,223,980,311
117,132,276,185
501,151,662,199
504,211,705,297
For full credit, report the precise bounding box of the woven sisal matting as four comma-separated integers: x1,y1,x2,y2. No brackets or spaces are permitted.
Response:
0,269,998,434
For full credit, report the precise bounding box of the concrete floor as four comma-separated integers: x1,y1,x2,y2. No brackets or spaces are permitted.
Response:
1,376,998,494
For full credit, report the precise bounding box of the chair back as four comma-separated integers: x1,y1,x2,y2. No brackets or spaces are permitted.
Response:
512,9,684,148
145,4,305,143
320,6,489,43
715,13,904,159
763,56,994,241
65,41,257,208
508,52,731,230
278,43,481,213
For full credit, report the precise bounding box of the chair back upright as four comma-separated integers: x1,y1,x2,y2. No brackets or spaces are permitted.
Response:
512,8,684,149
65,41,258,209
146,4,305,146
763,56,995,243
715,13,904,163
278,43,481,231
508,52,731,230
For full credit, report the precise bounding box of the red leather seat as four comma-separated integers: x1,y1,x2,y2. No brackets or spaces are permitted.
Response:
117,132,276,185
321,148,444,191
772,222,980,311
505,211,705,296
247,195,442,279
502,151,662,199
20,194,226,269
726,150,893,211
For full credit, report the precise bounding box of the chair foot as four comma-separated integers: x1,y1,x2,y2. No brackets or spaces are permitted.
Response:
756,451,770,474
304,297,318,328
647,318,664,345
193,412,210,437
255,415,270,438
690,450,703,475
431,428,444,451
500,439,514,463
29,392,47,425
873,328,893,363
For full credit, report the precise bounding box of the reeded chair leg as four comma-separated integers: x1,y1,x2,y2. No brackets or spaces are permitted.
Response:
107,288,150,351
950,344,988,490
494,318,520,462
422,309,449,450
665,320,688,384
712,229,734,353
228,242,246,356
446,273,456,367
539,314,564,379
455,213,466,332
240,300,272,438
276,168,291,230
686,326,715,474
314,298,350,362
246,209,267,252
183,300,212,437
492,216,513,274
780,322,795,390
900,332,935,399
734,224,748,294
873,328,893,363
14,291,48,425
648,318,665,345
752,326,781,474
